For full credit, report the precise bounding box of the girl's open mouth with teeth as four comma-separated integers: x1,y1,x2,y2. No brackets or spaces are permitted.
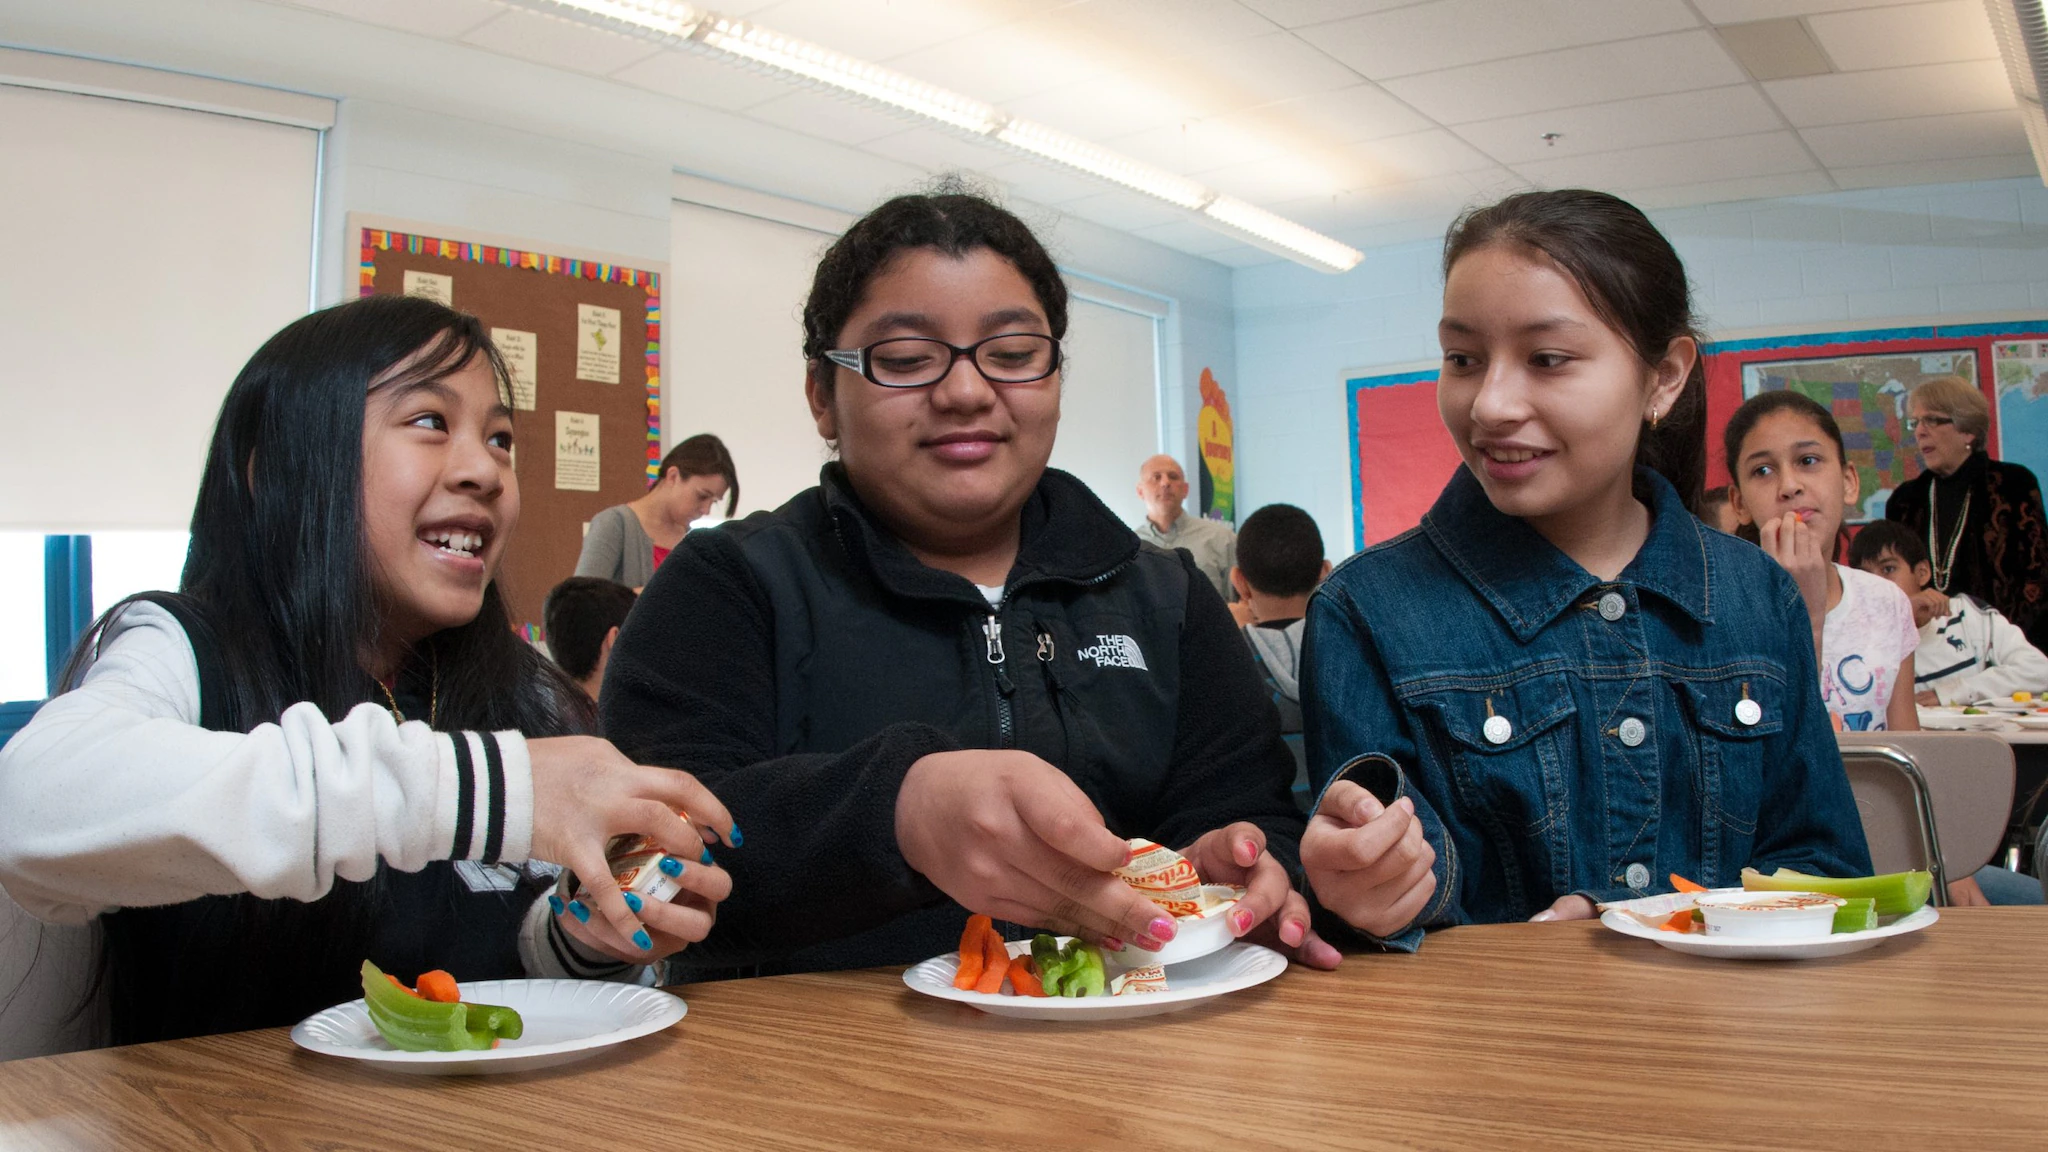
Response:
419,526,488,559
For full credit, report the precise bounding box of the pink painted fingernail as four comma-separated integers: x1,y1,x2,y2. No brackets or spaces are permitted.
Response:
1148,917,1177,941
1134,934,1164,951
1281,920,1306,947
1103,937,1126,952
1231,910,1253,934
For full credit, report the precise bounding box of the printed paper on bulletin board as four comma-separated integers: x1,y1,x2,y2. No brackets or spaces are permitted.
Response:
1701,320,2048,520
356,218,663,638
1347,370,1462,551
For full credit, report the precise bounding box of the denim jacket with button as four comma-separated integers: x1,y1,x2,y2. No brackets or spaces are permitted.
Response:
1303,467,1871,951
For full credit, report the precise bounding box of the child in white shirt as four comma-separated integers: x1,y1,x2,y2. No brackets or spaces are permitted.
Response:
1850,520,2048,705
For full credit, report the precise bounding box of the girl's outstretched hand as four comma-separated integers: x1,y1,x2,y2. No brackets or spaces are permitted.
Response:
526,735,737,962
1178,823,1341,969
894,750,1169,951
1301,781,1436,939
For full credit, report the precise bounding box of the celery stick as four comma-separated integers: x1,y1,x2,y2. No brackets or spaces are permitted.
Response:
1831,897,1877,933
1740,868,1931,917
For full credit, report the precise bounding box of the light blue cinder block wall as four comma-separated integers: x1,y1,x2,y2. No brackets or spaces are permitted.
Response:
1232,177,2048,555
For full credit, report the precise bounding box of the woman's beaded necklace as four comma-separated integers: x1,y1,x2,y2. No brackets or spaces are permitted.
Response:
1926,478,1972,594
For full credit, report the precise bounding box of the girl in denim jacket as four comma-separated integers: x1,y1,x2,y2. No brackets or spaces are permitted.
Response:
1300,191,1871,949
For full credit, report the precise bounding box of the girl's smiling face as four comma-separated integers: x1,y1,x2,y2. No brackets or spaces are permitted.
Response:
1436,243,1689,532
1728,407,1858,542
361,351,518,654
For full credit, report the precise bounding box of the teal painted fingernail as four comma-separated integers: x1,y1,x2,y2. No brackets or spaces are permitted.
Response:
700,847,714,865
632,929,652,951
658,856,683,877
547,894,564,916
569,900,590,923
623,892,643,913
729,824,744,847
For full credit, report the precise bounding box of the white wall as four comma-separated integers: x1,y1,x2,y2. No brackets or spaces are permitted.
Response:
1232,176,2048,554
1052,298,1163,528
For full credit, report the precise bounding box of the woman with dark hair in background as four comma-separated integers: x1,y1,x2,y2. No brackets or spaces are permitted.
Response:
1301,189,1868,949
603,186,1336,978
1884,374,2048,649
576,433,739,591
0,295,734,1043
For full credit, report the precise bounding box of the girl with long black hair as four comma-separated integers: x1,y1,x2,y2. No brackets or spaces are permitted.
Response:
0,295,734,1042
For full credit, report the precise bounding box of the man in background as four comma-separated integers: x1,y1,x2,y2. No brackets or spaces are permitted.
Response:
1135,453,1236,601
1229,503,1330,810
543,576,638,703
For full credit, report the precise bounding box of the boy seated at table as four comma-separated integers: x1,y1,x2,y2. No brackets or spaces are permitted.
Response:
1228,503,1331,810
544,576,639,704
1849,521,2048,707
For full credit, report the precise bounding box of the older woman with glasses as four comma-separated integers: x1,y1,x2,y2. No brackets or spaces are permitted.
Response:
599,187,1338,979
1885,374,2048,648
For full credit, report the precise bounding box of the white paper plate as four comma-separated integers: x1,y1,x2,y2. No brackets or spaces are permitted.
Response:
2010,715,2048,730
1600,896,1937,960
1917,707,2014,731
292,979,685,1075
903,939,1286,1020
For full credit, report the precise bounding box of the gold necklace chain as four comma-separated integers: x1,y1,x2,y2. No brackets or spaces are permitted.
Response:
1928,485,1972,594
376,653,439,727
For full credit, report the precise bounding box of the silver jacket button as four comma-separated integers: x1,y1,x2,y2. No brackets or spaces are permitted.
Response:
1735,698,1762,726
1598,591,1625,621
1483,714,1513,745
1618,716,1646,747
1625,862,1650,889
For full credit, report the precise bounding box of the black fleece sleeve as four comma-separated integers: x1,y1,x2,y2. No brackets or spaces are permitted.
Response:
599,527,957,966
1146,553,1308,877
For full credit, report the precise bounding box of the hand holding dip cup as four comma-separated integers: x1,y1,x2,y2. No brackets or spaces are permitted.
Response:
1107,839,1247,966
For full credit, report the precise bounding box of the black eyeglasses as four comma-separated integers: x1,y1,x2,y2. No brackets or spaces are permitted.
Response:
1905,414,1955,434
823,334,1061,389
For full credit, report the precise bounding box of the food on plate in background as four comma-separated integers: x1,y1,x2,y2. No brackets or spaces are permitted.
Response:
360,961,523,1052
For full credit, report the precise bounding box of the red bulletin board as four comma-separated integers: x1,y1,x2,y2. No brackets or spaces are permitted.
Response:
1345,320,2048,552
356,221,663,639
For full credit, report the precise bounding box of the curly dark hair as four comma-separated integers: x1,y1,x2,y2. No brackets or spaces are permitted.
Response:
801,181,1068,400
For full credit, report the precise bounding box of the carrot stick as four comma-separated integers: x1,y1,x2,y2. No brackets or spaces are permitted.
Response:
1007,955,1046,997
1660,909,1697,934
975,925,1010,995
953,914,992,991
415,970,461,1004
1669,873,1706,893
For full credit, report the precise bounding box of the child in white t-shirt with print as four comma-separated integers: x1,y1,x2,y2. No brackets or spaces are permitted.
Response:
1726,391,1919,732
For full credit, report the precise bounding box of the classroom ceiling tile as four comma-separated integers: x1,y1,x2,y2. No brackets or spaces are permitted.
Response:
1109,116,1300,173
610,50,794,110
1804,0,1998,71
744,87,927,146
1382,30,1750,124
1247,84,1436,145
746,0,1042,65
1693,0,1924,22
1764,60,2015,127
269,0,504,39
976,159,1112,206
857,126,1009,173
1130,217,1247,255
1204,245,1286,267
1002,75,1214,142
1337,128,1500,185
458,9,663,76
1059,0,1280,60
1162,30,1365,106
1508,130,1818,191
1829,153,2039,189
1801,109,2028,167
1234,0,1424,27
1454,85,1782,164
1054,192,1195,232
1307,0,1700,81
878,16,1104,104
1195,151,1362,201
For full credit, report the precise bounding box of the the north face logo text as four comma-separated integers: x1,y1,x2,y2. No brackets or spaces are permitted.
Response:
1076,634,1148,670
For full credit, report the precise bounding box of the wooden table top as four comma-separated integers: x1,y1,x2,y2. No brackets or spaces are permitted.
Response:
5,908,2045,1151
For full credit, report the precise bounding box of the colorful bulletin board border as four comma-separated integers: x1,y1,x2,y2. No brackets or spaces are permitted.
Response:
359,228,665,483
1345,317,2048,554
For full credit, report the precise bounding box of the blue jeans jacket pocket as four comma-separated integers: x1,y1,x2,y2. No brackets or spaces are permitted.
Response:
1406,673,1577,914
1675,674,1785,882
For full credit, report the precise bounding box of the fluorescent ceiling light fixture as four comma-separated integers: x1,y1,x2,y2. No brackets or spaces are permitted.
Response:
1986,0,2048,186
505,0,1364,272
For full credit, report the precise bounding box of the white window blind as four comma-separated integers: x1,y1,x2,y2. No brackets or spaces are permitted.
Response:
0,84,319,530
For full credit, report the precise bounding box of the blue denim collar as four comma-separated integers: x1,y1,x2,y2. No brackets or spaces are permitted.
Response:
1421,466,1714,642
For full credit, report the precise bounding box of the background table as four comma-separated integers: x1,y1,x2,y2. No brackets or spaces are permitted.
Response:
3,910,2044,1151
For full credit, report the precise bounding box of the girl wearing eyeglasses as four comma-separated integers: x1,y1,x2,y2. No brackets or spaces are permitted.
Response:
600,185,1337,977
1883,375,2048,650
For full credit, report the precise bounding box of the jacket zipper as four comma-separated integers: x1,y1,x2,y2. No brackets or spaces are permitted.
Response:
984,611,1015,747
1035,626,1072,764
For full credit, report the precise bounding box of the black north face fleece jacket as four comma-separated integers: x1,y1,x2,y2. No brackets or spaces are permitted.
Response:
601,464,1303,978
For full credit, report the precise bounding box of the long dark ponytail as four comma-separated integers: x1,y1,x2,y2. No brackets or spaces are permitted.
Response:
1442,189,1706,511
63,295,589,1042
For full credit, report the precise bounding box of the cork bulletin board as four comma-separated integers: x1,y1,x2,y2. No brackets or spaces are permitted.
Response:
354,216,663,638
